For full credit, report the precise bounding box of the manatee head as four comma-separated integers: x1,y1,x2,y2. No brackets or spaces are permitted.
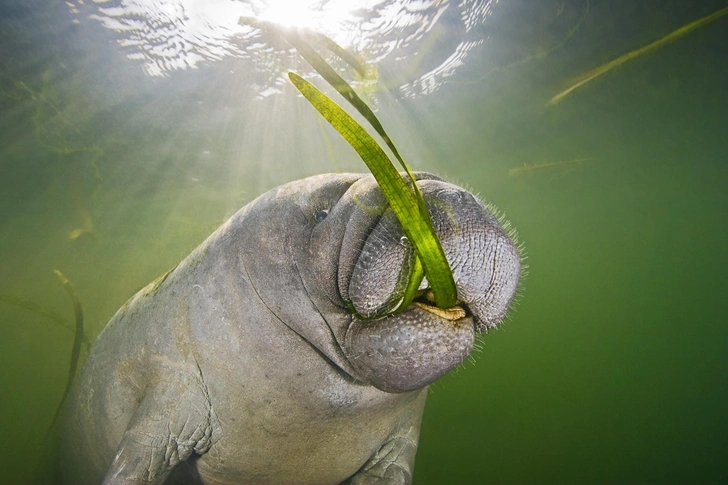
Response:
231,172,521,393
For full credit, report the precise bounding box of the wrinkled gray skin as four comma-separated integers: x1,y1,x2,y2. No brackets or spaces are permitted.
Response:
60,173,521,485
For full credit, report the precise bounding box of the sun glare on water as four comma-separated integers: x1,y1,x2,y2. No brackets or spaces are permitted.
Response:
256,0,356,36
81,0,496,97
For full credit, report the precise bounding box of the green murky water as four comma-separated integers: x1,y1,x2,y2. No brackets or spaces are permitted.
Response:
1,0,726,483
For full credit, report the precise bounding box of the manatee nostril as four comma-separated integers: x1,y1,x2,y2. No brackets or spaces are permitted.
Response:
437,188,463,202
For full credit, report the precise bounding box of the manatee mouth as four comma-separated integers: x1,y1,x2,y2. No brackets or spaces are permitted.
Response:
343,293,476,393
411,290,470,322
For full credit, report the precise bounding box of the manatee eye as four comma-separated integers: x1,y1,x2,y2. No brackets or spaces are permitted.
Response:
314,209,329,222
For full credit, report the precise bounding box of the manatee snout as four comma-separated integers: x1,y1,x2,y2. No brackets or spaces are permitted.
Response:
339,177,521,393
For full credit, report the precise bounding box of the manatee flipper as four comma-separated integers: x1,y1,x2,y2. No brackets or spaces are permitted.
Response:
347,390,427,485
101,373,215,485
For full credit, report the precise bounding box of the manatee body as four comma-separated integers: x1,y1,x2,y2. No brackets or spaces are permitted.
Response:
60,173,521,485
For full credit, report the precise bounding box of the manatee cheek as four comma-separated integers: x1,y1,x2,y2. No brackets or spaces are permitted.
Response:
343,310,475,393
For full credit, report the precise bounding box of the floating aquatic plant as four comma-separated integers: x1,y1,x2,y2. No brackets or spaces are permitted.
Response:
289,73,454,311
0,271,89,434
509,157,594,176
269,24,457,311
46,269,85,434
549,4,728,105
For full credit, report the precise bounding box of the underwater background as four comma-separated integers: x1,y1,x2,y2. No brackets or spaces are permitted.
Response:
1,0,726,483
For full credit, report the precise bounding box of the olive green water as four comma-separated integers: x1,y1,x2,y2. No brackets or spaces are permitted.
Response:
1,1,727,484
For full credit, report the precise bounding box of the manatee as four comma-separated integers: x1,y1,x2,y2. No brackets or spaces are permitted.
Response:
59,172,521,485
